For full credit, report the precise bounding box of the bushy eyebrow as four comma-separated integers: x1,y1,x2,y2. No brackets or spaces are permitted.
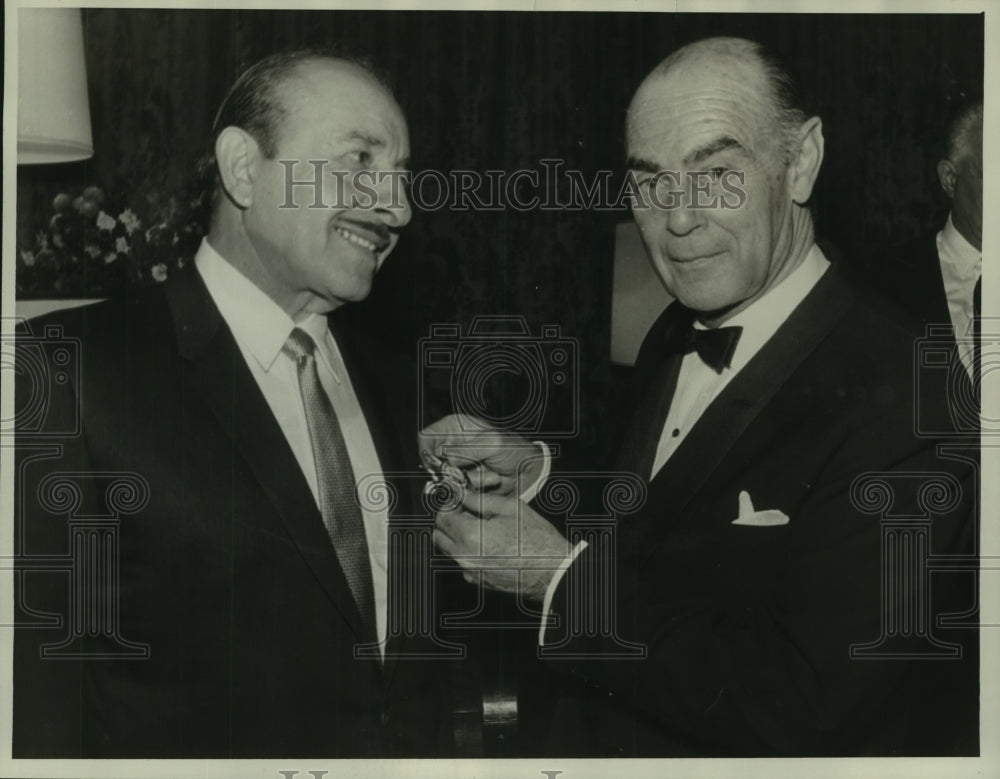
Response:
344,130,383,147
684,136,746,166
626,136,748,173
339,130,409,168
625,156,661,173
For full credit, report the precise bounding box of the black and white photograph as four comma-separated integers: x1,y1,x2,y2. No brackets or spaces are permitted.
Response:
1,2,996,778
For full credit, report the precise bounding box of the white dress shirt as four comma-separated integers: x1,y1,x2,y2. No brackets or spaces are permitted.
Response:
937,213,982,377
540,244,831,643
195,239,390,653
649,244,831,478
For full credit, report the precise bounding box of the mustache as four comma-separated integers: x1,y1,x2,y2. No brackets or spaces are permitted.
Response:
338,217,392,240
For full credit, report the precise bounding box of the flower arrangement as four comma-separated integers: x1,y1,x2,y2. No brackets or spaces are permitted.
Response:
16,183,210,299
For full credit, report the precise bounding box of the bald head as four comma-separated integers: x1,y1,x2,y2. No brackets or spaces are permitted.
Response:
630,37,808,163
943,100,983,168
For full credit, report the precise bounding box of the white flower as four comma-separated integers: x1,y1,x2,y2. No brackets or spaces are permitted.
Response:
96,211,117,231
104,253,118,265
20,250,35,267
151,263,168,282
119,209,141,235
84,245,102,259
115,236,130,255
83,185,105,204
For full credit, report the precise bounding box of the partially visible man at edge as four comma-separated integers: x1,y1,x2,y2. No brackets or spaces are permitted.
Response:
869,98,983,381
14,49,458,757
423,36,979,757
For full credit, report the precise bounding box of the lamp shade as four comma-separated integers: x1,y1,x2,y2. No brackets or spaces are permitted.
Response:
17,8,94,164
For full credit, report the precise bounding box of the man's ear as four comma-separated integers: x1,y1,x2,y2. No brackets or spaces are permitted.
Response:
937,159,957,199
788,116,824,205
215,126,260,209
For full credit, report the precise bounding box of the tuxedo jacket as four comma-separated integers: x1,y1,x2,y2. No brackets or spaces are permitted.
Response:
540,264,979,757
13,263,455,757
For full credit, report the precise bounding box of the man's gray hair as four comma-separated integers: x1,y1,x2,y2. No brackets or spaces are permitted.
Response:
943,99,983,167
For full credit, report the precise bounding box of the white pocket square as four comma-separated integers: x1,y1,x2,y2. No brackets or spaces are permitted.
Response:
731,490,790,526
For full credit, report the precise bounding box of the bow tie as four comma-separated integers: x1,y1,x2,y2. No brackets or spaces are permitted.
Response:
663,320,743,373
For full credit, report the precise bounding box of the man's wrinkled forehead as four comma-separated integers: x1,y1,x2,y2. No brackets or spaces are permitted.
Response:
278,58,409,152
282,58,399,119
626,53,777,161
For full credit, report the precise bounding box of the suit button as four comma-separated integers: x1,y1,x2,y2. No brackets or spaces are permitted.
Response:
380,710,390,726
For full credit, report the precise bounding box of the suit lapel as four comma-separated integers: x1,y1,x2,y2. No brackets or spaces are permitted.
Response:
617,304,693,478
331,320,427,683
329,318,406,481
329,318,399,677
164,265,374,646
642,265,855,519
916,236,952,328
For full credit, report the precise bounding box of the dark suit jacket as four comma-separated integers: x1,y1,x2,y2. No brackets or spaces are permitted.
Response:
539,263,979,757
866,230,952,335
13,263,455,757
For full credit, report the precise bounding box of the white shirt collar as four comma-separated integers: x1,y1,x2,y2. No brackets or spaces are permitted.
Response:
697,243,831,372
938,212,982,280
193,238,332,374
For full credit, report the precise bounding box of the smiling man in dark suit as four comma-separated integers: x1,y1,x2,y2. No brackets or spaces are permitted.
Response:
14,49,454,757
423,37,978,757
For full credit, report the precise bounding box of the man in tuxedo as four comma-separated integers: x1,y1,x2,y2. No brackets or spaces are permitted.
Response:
424,37,978,756
869,99,983,379
14,49,454,757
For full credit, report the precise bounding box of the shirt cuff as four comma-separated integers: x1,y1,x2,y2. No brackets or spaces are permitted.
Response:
538,539,589,646
518,441,551,504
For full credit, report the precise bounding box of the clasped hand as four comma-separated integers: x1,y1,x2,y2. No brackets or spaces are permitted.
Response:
418,414,571,602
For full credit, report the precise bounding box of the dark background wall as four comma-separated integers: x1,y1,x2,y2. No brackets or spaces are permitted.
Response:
15,9,984,460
